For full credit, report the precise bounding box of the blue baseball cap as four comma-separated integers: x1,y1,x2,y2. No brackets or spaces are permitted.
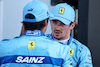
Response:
49,3,75,25
23,0,50,23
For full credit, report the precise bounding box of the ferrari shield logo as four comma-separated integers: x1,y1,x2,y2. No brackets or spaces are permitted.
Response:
28,41,35,49
70,48,74,57
59,8,65,14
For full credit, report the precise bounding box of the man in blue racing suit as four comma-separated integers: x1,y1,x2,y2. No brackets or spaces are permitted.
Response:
0,0,72,67
46,3,93,67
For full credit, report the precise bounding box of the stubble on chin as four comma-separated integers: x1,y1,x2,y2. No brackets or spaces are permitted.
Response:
53,35,64,40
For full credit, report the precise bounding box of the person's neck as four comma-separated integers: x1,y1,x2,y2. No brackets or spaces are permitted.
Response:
53,37,70,44
41,25,47,33
41,28,45,33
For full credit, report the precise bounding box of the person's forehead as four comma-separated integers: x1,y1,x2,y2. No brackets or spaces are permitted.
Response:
51,20,66,25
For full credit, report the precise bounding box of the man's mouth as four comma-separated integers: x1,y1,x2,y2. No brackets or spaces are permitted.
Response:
54,30,62,36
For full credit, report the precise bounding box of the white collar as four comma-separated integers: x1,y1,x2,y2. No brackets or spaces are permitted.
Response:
53,37,69,44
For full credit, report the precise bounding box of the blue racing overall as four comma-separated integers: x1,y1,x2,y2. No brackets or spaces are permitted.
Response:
0,30,72,67
46,34,93,67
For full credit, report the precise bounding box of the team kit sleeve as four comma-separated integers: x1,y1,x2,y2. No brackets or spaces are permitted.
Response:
78,47,93,67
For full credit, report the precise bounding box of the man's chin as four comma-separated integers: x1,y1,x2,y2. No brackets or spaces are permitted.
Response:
54,36,63,40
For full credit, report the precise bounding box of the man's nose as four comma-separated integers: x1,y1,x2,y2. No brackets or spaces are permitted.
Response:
55,24,61,29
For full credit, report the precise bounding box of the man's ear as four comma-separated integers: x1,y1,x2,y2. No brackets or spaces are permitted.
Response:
42,19,48,33
44,19,48,26
70,22,75,29
20,24,25,36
